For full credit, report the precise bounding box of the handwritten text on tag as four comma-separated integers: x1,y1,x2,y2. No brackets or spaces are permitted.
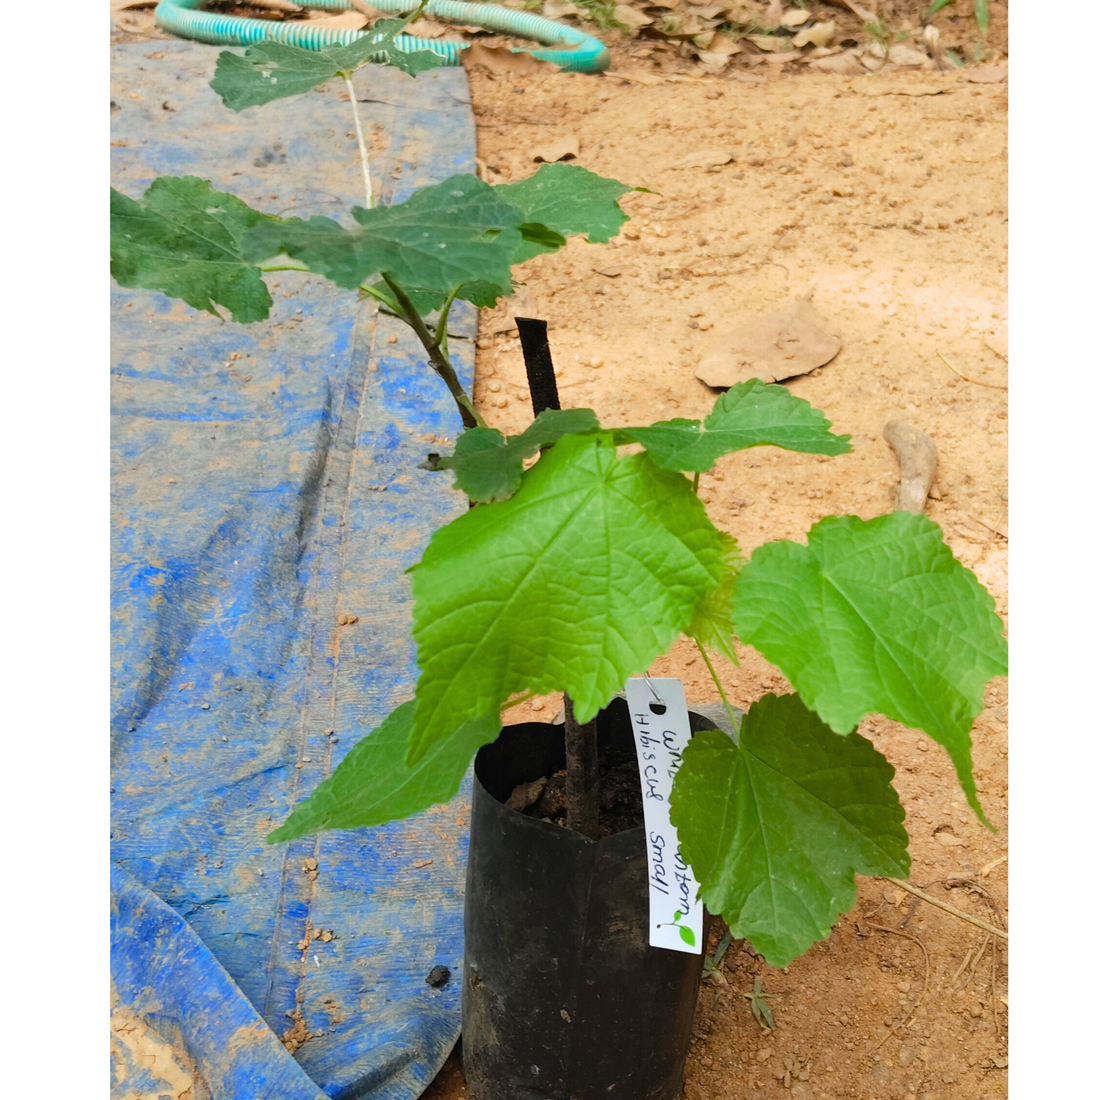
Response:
625,677,702,954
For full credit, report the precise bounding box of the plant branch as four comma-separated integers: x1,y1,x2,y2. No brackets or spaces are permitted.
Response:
343,74,373,211
882,876,1008,941
694,639,740,733
563,694,599,839
381,273,483,429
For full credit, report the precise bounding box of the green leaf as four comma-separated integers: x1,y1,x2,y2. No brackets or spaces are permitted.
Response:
733,512,1008,824
974,0,988,34
670,693,910,967
435,408,601,502
210,16,442,111
688,531,742,666
240,174,524,294
679,926,696,947
495,163,636,262
110,176,274,323
622,380,851,473
266,701,500,843
408,433,729,762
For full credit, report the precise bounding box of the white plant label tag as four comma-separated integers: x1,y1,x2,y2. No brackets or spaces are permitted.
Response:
625,677,703,955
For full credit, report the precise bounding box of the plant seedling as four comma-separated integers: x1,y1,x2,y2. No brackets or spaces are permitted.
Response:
744,977,776,1030
111,8,1007,971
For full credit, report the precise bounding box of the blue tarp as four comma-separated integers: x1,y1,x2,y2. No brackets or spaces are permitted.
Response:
111,40,477,1099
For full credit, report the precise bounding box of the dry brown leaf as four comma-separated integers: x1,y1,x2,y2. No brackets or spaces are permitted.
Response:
763,51,803,64
111,0,157,9
746,34,785,52
672,149,734,169
410,19,450,39
864,42,934,69
701,34,743,58
461,43,559,77
781,8,811,27
810,49,865,75
792,20,835,49
306,11,368,30
615,4,655,29
696,296,842,388
695,50,731,71
543,0,583,16
968,64,1007,84
531,135,580,163
689,5,729,18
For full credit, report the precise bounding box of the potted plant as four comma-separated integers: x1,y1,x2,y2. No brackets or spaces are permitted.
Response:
111,20,1008,1100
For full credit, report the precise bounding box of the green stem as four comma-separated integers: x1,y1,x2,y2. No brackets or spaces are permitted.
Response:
435,285,462,359
694,638,740,732
342,74,373,210
692,471,700,494
381,273,485,429
260,263,309,273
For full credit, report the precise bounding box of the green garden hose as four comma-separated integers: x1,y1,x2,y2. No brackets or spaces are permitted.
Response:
154,0,610,73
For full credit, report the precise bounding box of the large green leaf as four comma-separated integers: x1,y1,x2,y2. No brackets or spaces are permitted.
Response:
670,692,909,967
267,701,500,843
733,512,1008,823
240,174,524,293
210,17,442,111
110,176,274,323
408,433,729,762
434,408,601,502
495,163,636,262
622,379,851,473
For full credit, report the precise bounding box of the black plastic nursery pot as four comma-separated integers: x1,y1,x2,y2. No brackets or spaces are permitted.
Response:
462,698,717,1100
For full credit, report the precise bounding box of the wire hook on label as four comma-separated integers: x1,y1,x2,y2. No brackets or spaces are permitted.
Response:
643,674,665,707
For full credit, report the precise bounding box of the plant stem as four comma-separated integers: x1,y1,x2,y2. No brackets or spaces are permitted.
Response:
692,471,700,494
694,639,740,732
260,263,309,273
381,273,484,429
563,694,600,839
513,318,601,839
435,285,462,359
343,74,373,211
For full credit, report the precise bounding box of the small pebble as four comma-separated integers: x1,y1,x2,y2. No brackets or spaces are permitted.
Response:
488,380,502,393
496,396,509,408
590,356,603,368
387,334,398,344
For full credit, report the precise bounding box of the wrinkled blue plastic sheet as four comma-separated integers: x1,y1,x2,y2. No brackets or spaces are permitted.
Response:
111,41,477,1099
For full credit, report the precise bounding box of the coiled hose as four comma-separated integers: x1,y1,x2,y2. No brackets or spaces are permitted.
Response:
154,0,610,73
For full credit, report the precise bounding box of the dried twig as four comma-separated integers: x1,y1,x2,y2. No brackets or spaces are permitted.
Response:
964,934,991,990
982,336,1007,361
937,349,1008,389
882,877,1008,941
863,921,931,1052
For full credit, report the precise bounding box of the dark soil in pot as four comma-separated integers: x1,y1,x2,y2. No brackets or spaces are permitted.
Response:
461,697,718,1100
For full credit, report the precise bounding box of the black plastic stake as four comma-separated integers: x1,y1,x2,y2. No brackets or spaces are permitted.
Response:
515,317,561,418
513,316,599,839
